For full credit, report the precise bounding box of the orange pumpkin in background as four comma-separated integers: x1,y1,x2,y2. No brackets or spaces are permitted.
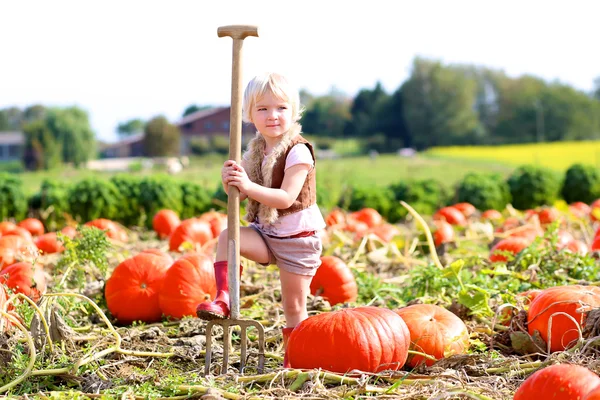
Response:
152,209,181,239
17,218,45,236
433,207,466,226
0,221,17,235
159,252,216,319
325,209,345,228
370,223,400,243
353,208,383,228
0,235,36,267
35,233,65,254
489,237,531,263
481,209,503,221
168,218,213,252
104,250,174,324
3,227,33,242
85,219,128,242
198,211,227,238
395,304,470,367
0,262,46,302
452,202,477,218
310,256,357,306
433,220,454,246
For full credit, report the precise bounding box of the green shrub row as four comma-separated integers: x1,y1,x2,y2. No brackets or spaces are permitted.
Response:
0,163,599,228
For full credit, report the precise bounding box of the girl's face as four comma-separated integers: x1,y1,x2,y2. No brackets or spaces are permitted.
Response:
250,91,292,143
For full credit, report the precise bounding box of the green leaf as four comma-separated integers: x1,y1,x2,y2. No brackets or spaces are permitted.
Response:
458,284,494,318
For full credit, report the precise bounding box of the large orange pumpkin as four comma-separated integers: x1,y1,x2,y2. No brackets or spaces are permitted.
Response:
104,250,174,324
527,285,600,352
288,306,410,373
3,227,33,242
514,364,600,400
584,385,600,400
395,304,470,367
310,256,357,306
168,218,213,252
0,262,46,302
17,218,45,236
152,209,181,239
158,252,217,319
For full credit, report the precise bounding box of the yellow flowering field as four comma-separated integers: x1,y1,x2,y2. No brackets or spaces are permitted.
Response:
425,140,600,172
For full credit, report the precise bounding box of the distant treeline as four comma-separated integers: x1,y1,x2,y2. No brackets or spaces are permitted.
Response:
1,56,599,167
300,57,600,151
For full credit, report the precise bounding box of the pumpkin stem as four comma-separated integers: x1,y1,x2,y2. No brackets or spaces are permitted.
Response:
400,201,444,270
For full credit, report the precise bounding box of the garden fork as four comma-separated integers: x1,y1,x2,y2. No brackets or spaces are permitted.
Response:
204,25,265,376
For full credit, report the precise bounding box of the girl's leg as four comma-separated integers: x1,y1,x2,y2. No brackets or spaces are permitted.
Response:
278,269,313,328
279,269,313,368
215,226,271,264
197,227,271,320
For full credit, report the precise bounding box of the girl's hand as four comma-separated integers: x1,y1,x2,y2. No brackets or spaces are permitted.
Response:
225,162,254,193
221,160,238,185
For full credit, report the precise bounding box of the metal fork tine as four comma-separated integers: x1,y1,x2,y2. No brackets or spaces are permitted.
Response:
240,325,247,371
222,321,230,372
205,320,214,376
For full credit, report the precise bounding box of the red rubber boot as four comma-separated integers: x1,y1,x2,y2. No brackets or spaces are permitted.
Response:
196,261,242,320
282,327,294,368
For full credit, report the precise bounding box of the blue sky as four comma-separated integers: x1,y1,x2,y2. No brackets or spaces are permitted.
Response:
0,0,598,142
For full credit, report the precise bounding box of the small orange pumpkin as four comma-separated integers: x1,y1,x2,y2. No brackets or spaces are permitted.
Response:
310,256,357,306
514,364,600,400
168,218,213,252
35,233,65,254
152,209,181,239
17,218,45,236
0,262,46,302
489,237,531,262
433,207,466,226
395,304,470,367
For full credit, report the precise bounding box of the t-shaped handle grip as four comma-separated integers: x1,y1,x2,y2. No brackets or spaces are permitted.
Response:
217,25,259,40
218,24,258,320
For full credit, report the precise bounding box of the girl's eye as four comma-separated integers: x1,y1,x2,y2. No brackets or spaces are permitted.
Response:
279,106,288,110
257,108,266,111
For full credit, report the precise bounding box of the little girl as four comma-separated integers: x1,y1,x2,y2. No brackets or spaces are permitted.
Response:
196,72,325,367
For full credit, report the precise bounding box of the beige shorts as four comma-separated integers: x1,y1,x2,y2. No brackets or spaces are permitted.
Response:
249,224,322,276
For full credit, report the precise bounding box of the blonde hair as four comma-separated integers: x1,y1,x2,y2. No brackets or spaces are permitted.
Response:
242,72,304,124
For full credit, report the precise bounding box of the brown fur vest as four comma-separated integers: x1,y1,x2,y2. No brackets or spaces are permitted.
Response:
244,123,316,224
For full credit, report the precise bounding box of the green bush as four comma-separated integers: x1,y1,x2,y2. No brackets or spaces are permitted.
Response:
341,186,394,221
507,165,561,210
190,137,211,155
210,135,230,155
561,163,600,204
0,173,27,221
455,172,511,211
388,179,449,222
68,178,124,223
138,176,183,228
110,175,143,227
28,179,70,231
181,182,213,219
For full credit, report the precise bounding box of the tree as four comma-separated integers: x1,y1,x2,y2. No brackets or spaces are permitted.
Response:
301,87,351,137
372,87,410,149
22,120,62,170
23,104,46,123
401,57,481,149
345,82,389,136
117,118,145,138
143,116,181,157
45,107,96,166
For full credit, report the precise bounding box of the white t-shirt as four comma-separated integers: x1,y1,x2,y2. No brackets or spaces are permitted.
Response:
252,144,326,236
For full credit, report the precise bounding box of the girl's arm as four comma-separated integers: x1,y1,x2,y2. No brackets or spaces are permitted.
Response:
228,163,310,208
